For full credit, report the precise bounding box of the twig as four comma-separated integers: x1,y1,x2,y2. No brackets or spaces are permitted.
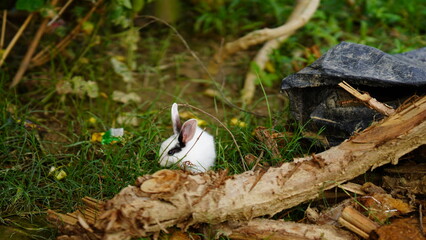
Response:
420,204,424,236
31,0,103,67
241,0,319,104
48,0,74,26
0,10,6,49
179,103,247,171
0,13,34,67
338,206,380,239
10,0,59,88
338,81,395,116
210,0,319,73
338,182,366,196
250,150,264,171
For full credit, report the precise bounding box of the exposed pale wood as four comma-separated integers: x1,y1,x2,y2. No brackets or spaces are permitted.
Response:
214,219,357,240
339,206,379,239
338,217,368,239
339,182,366,195
338,81,396,116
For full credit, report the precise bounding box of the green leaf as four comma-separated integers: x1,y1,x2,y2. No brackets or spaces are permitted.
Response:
15,0,46,11
110,58,134,83
117,0,132,9
85,81,99,98
132,0,145,12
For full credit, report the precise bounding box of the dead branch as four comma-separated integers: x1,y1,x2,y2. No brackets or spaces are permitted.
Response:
49,96,426,239
0,13,34,67
338,81,395,116
0,10,6,49
241,0,319,104
214,218,358,240
207,0,319,105
48,0,74,26
10,0,59,88
210,0,319,71
30,0,103,67
338,206,379,239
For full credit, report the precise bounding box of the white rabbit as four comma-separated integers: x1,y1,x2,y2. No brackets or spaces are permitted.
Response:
159,103,216,173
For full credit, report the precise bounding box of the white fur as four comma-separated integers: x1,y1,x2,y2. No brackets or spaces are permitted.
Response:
159,104,216,173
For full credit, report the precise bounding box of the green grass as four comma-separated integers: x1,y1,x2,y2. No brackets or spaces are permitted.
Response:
0,70,297,238
1,0,425,239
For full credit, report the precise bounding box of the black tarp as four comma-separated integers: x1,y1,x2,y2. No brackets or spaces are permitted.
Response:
281,42,426,145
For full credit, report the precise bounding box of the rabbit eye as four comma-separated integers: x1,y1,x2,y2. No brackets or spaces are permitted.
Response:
168,146,181,155
167,142,186,156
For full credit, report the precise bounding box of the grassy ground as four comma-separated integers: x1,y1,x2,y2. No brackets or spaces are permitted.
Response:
1,0,425,239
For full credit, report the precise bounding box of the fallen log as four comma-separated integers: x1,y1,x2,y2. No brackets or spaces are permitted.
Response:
49,96,426,240
213,219,358,240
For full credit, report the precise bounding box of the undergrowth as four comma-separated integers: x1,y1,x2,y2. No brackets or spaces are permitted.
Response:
0,0,425,239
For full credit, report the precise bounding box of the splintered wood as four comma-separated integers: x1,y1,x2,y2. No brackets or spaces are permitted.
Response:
338,81,396,116
49,96,426,240
338,206,380,239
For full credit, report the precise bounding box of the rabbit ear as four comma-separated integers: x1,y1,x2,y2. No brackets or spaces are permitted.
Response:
171,103,181,134
180,119,198,144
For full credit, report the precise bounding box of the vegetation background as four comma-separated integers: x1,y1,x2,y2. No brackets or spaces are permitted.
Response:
0,0,425,239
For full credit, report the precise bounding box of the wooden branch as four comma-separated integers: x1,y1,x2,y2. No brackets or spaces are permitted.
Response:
0,13,34,67
0,10,6,49
214,219,357,240
208,0,319,76
338,81,395,116
30,0,103,67
10,0,59,88
217,0,319,61
49,96,426,239
48,0,74,26
241,0,319,104
338,206,379,239
241,35,288,105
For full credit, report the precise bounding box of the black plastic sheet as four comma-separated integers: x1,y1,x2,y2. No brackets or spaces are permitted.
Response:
281,42,426,145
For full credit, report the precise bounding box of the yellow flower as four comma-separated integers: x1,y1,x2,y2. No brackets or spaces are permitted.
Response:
179,111,207,126
195,117,207,127
100,92,108,99
179,111,195,119
88,117,97,124
230,118,247,128
91,132,105,142
55,170,67,180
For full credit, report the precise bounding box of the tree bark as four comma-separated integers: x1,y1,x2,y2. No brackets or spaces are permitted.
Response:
213,219,358,240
